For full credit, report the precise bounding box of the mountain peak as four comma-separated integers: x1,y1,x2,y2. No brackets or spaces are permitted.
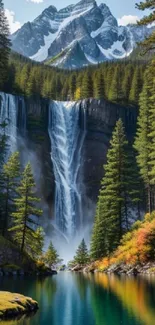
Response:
11,0,154,68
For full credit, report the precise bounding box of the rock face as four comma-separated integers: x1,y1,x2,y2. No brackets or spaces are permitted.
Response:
0,93,138,227
11,0,154,68
83,99,138,201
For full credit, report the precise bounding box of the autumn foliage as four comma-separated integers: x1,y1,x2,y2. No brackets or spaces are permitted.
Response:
97,212,155,270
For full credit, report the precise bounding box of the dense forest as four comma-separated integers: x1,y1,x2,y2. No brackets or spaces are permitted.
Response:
0,0,155,273
0,0,60,272
3,53,146,106
90,0,155,267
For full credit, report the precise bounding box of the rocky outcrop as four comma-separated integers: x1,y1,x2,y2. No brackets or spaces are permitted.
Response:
0,292,38,320
11,0,155,68
103,262,155,275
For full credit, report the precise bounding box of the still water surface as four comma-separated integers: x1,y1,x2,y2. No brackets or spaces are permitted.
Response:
0,272,155,325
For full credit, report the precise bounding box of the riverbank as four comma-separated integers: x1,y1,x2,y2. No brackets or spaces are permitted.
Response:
0,292,38,320
71,262,155,275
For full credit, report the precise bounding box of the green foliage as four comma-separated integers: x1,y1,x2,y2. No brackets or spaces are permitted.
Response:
73,239,90,265
129,66,143,105
1,51,147,106
91,119,139,260
136,0,155,53
44,241,60,268
9,162,43,255
0,152,20,235
134,59,155,212
0,0,11,90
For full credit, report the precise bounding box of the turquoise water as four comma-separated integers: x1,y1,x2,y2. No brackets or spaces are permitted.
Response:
0,272,155,325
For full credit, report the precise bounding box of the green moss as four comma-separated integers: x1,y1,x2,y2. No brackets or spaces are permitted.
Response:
0,292,38,319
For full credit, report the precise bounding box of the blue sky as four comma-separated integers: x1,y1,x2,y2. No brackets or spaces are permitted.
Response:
4,0,143,33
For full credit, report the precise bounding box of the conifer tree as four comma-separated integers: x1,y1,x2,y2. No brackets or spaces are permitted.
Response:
30,227,44,259
44,241,60,268
134,61,155,213
9,162,42,253
121,64,133,103
91,119,132,260
93,71,105,99
20,64,29,95
108,65,121,102
0,0,11,90
129,67,142,105
73,239,90,265
136,0,155,52
81,72,93,99
69,74,76,100
0,152,20,235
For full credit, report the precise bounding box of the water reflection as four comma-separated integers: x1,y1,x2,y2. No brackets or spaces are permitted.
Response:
91,273,155,325
0,273,155,325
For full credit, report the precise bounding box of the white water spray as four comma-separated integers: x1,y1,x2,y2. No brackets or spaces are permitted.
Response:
48,101,86,239
0,92,18,154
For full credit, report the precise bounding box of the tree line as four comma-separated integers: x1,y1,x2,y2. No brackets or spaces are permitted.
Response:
90,57,155,261
3,53,146,107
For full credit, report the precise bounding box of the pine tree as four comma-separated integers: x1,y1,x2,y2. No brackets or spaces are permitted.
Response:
91,119,132,260
136,0,155,52
73,239,90,265
81,72,93,99
121,64,133,104
69,74,77,100
108,65,121,102
134,61,155,213
0,152,20,235
30,227,44,259
44,241,60,268
20,64,29,95
0,0,11,90
129,66,142,105
9,162,42,253
146,60,155,188
93,71,105,99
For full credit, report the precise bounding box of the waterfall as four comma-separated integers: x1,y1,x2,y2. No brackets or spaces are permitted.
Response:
0,92,18,156
48,101,86,238
0,92,26,157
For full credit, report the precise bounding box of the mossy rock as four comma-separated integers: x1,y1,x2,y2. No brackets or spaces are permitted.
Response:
0,292,38,319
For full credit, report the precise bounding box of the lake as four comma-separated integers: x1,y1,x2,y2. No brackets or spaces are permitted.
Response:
0,272,155,325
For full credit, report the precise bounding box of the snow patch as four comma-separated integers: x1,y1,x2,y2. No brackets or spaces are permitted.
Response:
98,40,133,59
30,31,58,61
30,5,93,62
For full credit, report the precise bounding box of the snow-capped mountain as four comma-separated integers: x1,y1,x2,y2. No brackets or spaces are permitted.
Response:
11,0,154,69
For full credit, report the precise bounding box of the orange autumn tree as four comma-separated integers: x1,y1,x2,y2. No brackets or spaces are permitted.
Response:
97,212,155,270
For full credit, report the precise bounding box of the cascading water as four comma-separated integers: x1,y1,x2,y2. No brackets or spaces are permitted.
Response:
0,93,26,151
0,92,18,155
48,101,86,239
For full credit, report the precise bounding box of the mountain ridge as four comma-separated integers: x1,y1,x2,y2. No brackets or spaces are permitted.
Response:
11,0,154,69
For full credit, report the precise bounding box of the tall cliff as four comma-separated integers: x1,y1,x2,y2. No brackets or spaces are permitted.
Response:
0,93,138,229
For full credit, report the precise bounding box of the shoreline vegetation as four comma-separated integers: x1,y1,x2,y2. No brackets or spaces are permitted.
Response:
0,292,38,320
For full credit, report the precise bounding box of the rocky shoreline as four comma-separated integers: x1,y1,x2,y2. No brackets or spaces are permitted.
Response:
71,262,155,275
0,267,57,277
0,292,38,320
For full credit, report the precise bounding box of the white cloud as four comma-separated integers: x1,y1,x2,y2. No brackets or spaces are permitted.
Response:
5,9,21,34
27,0,44,3
118,15,139,26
